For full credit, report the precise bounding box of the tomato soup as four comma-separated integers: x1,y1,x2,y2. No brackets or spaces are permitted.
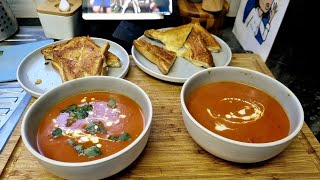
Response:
186,82,290,143
37,91,144,162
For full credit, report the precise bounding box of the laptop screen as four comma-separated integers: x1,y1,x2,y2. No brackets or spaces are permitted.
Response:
82,0,172,20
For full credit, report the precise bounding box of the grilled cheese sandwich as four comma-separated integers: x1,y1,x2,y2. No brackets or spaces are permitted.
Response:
133,39,177,75
41,36,108,82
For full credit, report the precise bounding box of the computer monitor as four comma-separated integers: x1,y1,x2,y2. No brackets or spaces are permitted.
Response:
82,0,172,20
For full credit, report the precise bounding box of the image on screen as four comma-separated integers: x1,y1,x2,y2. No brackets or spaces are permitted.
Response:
83,0,172,20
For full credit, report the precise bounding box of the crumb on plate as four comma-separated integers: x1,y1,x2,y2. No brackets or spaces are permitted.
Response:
35,79,42,85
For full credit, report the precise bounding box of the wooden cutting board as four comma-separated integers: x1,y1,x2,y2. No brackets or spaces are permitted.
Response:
1,54,319,179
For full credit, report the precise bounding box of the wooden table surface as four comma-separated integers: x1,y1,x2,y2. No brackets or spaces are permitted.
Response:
1,54,320,179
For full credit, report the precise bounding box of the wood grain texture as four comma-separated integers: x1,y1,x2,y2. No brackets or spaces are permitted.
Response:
202,0,224,12
36,0,82,16
177,0,229,34
1,54,319,179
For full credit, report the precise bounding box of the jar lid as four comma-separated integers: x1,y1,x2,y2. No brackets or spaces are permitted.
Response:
37,0,82,16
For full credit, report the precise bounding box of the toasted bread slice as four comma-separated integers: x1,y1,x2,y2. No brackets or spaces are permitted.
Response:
192,23,221,53
41,45,54,60
144,23,194,51
133,39,177,75
101,42,121,68
41,36,107,82
106,52,121,68
181,32,214,68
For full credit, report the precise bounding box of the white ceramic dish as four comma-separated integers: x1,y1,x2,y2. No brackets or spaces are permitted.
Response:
131,33,232,83
21,76,153,180
17,37,130,98
180,67,304,163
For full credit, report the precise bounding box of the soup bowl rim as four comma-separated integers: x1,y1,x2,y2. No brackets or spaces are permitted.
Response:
21,76,153,167
180,66,304,148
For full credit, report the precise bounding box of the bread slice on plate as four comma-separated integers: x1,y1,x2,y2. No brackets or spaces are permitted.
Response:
101,42,121,68
144,23,194,51
41,36,107,82
133,39,177,75
192,23,221,53
180,31,214,68
105,52,121,68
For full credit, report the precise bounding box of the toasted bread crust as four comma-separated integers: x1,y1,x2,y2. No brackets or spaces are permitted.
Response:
144,23,194,51
182,32,214,68
41,36,107,82
133,39,177,75
106,52,121,68
192,23,221,53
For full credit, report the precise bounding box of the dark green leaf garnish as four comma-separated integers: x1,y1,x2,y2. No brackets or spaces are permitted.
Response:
97,121,107,134
108,132,131,141
75,145,84,155
51,128,62,138
107,99,116,109
67,139,85,156
62,104,93,126
74,104,93,119
82,104,93,112
118,132,131,141
67,139,76,146
66,118,76,126
63,104,78,113
84,146,102,158
0,50,3,56
85,122,96,134
85,121,107,134
68,140,103,157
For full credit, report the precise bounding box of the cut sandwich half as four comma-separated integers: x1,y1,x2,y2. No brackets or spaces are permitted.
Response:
144,23,194,51
101,42,122,68
41,36,108,82
133,39,177,75
105,52,121,68
192,23,221,53
180,31,214,68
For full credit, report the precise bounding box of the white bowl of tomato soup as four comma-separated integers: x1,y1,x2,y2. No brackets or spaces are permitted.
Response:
21,76,152,179
180,66,304,163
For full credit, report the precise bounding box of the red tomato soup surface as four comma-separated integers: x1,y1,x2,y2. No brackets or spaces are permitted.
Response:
186,82,290,143
37,91,144,162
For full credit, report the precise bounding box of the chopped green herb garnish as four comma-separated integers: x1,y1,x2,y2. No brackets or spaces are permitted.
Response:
66,118,76,126
108,132,131,141
74,104,93,119
118,132,131,141
51,128,62,138
85,121,107,135
75,145,84,155
83,104,93,111
84,146,102,158
63,104,78,112
107,99,116,109
0,50,3,56
67,139,76,146
62,104,93,126
85,122,96,134
97,121,107,134
67,139,101,157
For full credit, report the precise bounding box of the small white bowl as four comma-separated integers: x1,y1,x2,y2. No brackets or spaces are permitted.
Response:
21,76,153,179
180,67,304,163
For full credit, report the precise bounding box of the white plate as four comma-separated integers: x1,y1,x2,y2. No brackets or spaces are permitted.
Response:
131,34,232,83
17,37,130,98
